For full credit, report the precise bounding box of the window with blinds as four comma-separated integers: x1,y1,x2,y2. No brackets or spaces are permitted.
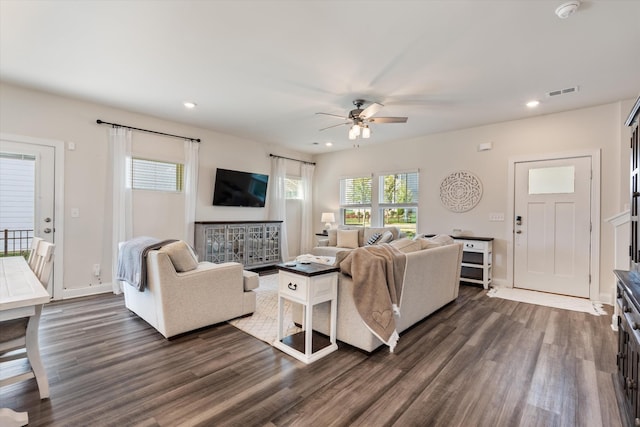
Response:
379,172,418,205
340,176,372,226
340,176,372,206
285,177,302,199
131,158,184,192
379,172,418,237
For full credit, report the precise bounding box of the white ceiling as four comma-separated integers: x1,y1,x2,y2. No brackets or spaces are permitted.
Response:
1,1,639,153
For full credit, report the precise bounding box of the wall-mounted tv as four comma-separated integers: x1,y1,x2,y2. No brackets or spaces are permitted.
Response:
212,168,269,207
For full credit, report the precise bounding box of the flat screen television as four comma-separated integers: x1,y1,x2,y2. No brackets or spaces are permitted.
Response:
212,168,269,207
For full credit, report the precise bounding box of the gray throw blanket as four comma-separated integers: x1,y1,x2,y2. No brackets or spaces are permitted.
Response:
339,244,406,352
116,236,176,291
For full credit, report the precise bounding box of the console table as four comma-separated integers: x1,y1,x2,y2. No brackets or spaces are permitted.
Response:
273,262,339,364
194,221,282,268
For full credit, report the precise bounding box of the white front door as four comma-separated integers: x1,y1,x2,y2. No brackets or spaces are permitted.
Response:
513,156,591,298
0,139,56,296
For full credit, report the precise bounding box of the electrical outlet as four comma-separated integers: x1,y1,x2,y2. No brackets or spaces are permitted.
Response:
93,264,101,277
489,212,505,221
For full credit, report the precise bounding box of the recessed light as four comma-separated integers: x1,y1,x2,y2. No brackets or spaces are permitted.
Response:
325,142,333,147
526,100,540,108
183,101,197,109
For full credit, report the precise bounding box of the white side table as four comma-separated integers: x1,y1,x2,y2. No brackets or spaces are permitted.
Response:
453,237,493,289
273,262,338,364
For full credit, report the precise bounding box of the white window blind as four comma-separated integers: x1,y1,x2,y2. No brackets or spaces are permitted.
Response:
131,158,184,192
379,172,419,206
340,176,372,207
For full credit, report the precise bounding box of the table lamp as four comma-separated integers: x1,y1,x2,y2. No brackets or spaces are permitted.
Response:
321,212,335,231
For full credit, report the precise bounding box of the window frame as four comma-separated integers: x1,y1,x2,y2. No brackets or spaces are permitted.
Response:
339,175,373,227
130,157,184,192
378,171,419,236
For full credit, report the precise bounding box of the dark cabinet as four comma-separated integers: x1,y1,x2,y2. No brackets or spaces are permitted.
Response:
616,274,640,426
616,98,640,426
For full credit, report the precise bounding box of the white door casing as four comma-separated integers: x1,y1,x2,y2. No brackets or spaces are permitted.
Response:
0,134,64,300
506,150,601,301
514,156,591,297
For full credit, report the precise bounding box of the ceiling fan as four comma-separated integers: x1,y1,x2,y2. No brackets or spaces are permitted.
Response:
316,99,408,140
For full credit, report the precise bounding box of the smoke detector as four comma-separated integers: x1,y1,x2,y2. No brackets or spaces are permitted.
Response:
555,1,580,19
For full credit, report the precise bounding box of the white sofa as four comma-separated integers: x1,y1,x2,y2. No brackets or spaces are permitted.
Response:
297,238,463,352
312,226,401,257
123,249,258,338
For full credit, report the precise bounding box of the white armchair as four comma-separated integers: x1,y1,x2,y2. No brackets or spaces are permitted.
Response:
122,245,257,338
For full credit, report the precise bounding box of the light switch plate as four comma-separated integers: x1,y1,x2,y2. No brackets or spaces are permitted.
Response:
489,212,504,221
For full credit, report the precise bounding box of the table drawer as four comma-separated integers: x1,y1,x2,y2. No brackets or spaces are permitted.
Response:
279,272,309,300
458,240,489,251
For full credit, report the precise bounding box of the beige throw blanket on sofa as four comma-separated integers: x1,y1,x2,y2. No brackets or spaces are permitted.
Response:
339,244,406,352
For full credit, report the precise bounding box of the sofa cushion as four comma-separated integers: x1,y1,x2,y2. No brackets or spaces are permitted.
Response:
160,241,199,272
390,238,423,253
365,227,399,242
327,228,338,246
366,232,382,246
337,229,359,249
377,231,394,244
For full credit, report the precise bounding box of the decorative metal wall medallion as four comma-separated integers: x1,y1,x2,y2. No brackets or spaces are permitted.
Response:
439,171,483,212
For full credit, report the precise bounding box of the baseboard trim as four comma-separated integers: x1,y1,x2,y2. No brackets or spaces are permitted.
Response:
61,283,113,300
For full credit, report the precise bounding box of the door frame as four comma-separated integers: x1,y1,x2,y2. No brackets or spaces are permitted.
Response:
506,149,600,300
1,133,65,300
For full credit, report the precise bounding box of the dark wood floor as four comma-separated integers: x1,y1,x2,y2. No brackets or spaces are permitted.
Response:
1,285,624,427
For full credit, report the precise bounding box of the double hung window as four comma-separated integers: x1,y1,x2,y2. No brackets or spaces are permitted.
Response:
130,158,184,192
339,176,372,226
379,172,418,237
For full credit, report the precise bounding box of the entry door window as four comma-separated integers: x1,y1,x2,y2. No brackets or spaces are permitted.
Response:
528,166,575,194
0,153,35,255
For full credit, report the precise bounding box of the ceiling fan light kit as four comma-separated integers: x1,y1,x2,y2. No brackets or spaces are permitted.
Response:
316,99,407,144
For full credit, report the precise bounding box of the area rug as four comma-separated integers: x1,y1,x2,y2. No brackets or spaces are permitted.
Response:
228,273,301,344
487,287,606,316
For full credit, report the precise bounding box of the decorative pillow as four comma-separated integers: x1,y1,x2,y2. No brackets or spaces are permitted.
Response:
366,232,382,246
160,240,199,272
418,234,455,250
390,238,423,253
327,228,338,246
337,229,359,249
377,231,394,244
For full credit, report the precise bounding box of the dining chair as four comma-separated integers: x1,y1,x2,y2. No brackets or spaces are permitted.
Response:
26,236,43,271
32,241,55,287
0,242,55,399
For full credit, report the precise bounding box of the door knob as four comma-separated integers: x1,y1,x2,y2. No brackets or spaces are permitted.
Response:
44,228,52,234
44,217,51,223
516,230,522,234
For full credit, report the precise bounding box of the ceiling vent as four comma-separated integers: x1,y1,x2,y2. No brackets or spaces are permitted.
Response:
546,86,579,98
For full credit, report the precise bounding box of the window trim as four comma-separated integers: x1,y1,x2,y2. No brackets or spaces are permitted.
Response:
130,157,184,192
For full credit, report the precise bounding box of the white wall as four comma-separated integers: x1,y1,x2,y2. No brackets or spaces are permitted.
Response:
312,100,634,304
1,80,632,303
0,82,311,297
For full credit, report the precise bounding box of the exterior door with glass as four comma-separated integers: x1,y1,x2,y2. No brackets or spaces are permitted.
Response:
513,156,591,298
0,139,56,295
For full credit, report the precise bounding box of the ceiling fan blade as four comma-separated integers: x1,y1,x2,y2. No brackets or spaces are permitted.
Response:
319,122,351,131
359,102,384,119
367,116,408,124
316,112,349,120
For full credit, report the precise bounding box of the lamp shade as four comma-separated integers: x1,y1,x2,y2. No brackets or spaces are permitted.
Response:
321,212,335,223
